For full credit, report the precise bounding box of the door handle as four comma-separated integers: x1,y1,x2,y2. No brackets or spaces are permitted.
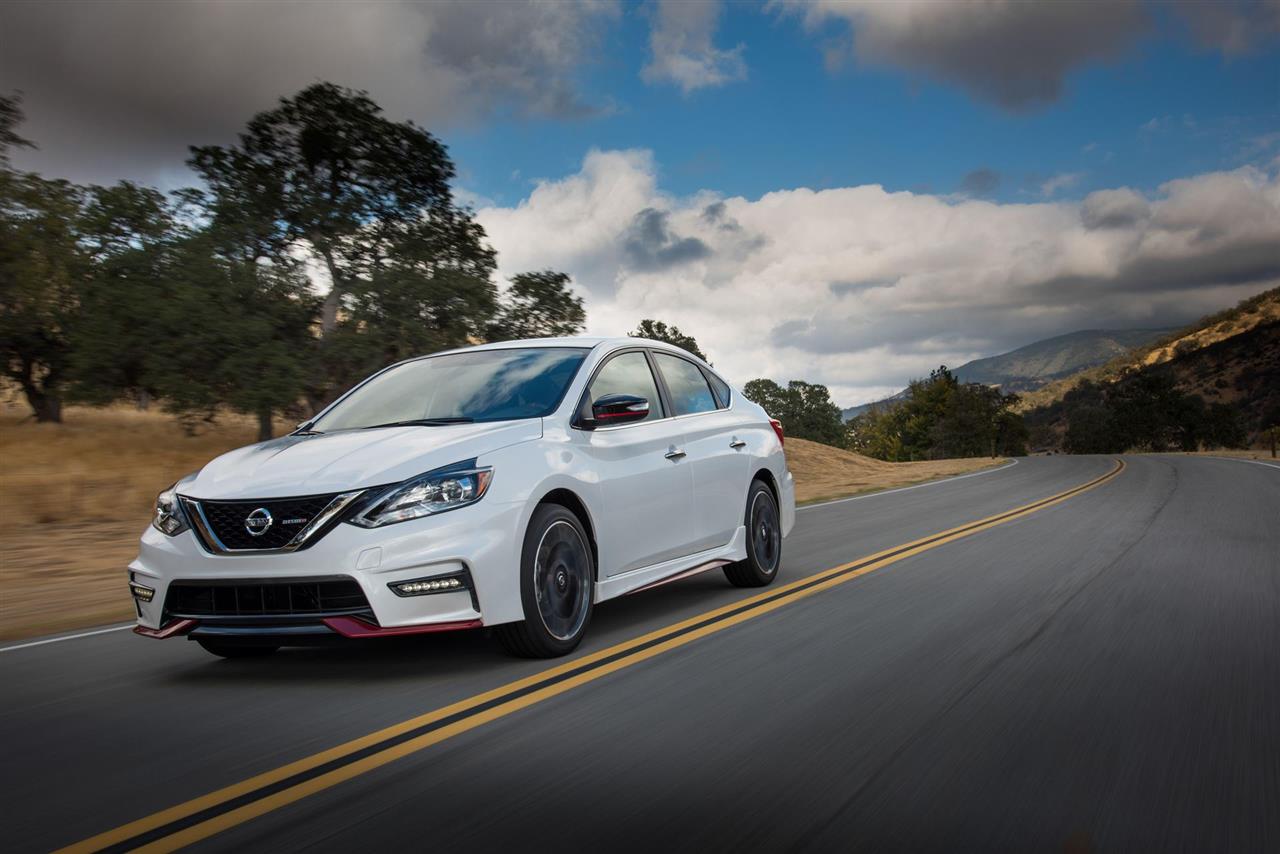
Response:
729,438,746,449
664,447,687,460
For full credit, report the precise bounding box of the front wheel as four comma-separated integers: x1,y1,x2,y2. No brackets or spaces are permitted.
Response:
496,504,595,658
724,479,783,587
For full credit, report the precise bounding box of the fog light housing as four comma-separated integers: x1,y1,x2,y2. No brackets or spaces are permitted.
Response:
129,582,156,603
391,575,467,596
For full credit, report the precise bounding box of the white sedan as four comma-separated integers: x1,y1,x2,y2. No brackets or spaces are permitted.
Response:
131,337,795,658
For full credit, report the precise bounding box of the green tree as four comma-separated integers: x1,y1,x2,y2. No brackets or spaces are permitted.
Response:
191,83,498,406
846,404,907,461
742,378,786,418
1064,404,1123,454
0,157,86,421
927,382,1027,458
848,366,1026,461
899,367,959,458
66,181,176,409
630,319,707,361
1111,371,1191,451
1,95,86,422
743,378,845,445
1201,402,1246,450
994,409,1031,456
487,270,585,341
326,248,497,389
150,231,318,441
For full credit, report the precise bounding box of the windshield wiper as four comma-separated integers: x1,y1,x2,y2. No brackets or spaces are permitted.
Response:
361,417,476,429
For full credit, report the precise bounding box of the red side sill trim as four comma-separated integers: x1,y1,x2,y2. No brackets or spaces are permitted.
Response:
628,559,732,595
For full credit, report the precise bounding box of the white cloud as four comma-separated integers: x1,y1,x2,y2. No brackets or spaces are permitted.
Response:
641,0,747,94
0,0,620,185
478,152,1280,406
1041,172,1085,197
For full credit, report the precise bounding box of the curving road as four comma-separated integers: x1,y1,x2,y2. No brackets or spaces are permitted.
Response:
2,455,1277,852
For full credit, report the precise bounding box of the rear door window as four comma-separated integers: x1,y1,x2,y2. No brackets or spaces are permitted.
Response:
653,353,717,416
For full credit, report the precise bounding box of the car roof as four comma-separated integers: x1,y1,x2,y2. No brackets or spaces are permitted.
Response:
440,336,701,360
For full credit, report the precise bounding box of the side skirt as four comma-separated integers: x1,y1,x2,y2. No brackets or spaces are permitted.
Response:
594,526,747,603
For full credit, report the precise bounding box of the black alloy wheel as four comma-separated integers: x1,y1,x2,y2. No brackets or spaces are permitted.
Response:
724,479,782,587
497,504,595,657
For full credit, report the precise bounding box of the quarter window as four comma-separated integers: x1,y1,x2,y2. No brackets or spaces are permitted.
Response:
704,369,731,409
653,353,717,416
586,352,663,422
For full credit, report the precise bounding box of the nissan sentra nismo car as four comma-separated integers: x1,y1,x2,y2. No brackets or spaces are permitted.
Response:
131,337,795,658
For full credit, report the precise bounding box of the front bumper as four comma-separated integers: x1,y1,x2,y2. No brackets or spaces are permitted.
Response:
129,496,527,639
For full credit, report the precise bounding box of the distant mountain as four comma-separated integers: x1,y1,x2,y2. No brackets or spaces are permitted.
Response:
842,327,1175,419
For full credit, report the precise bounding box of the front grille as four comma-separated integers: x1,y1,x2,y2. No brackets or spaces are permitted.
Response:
164,577,373,621
193,493,340,551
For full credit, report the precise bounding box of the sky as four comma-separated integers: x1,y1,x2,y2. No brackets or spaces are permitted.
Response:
3,0,1278,406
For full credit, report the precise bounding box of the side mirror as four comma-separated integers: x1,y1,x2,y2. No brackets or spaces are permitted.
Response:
589,393,650,426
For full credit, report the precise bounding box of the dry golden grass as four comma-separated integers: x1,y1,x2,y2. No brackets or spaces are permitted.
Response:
0,403,289,640
1139,297,1280,369
0,407,1003,640
1164,449,1279,463
786,438,1005,504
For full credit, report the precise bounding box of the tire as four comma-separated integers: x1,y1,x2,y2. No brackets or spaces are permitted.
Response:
496,504,595,658
195,639,280,659
724,479,783,588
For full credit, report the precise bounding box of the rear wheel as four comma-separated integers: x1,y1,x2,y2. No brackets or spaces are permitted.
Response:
496,504,595,658
195,639,279,659
724,479,782,587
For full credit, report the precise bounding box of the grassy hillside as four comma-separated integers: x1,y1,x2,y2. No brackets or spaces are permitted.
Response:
1018,286,1280,414
0,404,292,640
785,438,1003,504
1025,320,1280,447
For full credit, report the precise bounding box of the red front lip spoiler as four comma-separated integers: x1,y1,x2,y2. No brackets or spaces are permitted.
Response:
133,619,198,639
133,616,482,639
322,616,483,638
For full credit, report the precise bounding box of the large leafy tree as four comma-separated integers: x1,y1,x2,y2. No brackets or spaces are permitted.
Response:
66,181,176,408
630,318,707,361
1057,369,1243,453
487,271,585,341
150,230,318,441
847,366,1027,460
930,382,1026,458
743,378,846,446
0,96,85,421
190,83,499,405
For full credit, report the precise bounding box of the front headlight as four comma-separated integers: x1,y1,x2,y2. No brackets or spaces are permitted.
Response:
152,482,190,536
351,462,494,528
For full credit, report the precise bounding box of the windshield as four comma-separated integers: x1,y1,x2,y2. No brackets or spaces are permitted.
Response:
313,347,590,432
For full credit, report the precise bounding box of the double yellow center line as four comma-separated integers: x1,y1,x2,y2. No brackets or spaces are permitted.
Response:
62,459,1124,854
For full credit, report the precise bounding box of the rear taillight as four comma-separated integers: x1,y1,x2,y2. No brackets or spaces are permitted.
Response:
770,418,784,447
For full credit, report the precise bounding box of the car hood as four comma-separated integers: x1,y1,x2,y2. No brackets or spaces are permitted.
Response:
181,419,542,500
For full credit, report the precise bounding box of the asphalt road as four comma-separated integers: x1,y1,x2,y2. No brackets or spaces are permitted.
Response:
2,454,1277,853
